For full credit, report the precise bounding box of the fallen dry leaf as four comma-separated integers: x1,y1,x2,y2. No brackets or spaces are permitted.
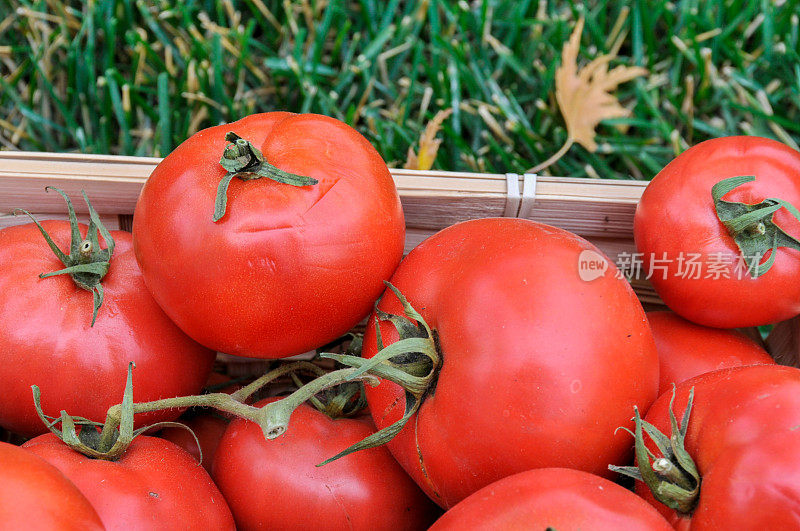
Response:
405,108,453,171
529,17,647,173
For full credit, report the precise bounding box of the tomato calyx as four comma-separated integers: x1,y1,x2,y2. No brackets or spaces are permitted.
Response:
13,187,115,327
313,282,441,465
304,380,367,419
713,175,800,278
609,387,700,515
213,132,319,222
292,337,369,420
31,363,198,461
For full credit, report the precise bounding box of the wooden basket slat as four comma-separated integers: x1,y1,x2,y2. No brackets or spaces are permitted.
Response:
0,152,644,238
400,197,508,229
0,174,145,215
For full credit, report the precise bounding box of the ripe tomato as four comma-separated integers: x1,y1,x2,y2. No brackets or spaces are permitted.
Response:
686,430,800,529
362,218,659,508
133,112,405,358
0,220,215,437
631,365,800,528
0,441,103,530
212,398,439,530
429,468,672,530
635,136,800,327
647,310,774,395
23,433,235,530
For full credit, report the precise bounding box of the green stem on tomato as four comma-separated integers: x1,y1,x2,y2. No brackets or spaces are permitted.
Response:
34,361,341,461
213,132,318,222
712,175,800,278
255,368,380,439
609,387,700,515
14,187,115,326
32,284,442,466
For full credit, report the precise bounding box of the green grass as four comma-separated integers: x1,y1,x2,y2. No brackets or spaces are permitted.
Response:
1,0,799,179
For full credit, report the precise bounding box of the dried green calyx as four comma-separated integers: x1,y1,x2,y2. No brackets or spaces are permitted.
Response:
214,132,318,222
713,175,800,278
32,363,199,461
292,336,368,420
609,387,700,515
15,187,115,326
245,283,441,466
314,283,441,465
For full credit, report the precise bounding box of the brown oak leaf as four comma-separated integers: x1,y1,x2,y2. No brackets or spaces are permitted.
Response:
530,17,647,173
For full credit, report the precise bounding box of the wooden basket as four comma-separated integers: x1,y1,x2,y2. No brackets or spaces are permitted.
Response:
1,151,795,367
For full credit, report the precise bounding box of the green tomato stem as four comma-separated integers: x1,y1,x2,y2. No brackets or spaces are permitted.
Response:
39,361,333,461
256,368,380,439
213,132,318,222
609,389,701,515
14,187,115,326
712,175,800,278
33,285,441,467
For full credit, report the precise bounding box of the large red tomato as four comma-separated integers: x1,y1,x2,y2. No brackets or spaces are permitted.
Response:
0,220,215,437
133,112,405,358
23,433,235,530
429,468,672,530
629,365,800,529
687,430,800,529
0,441,103,529
212,398,439,530
647,310,774,395
361,218,659,508
635,136,800,327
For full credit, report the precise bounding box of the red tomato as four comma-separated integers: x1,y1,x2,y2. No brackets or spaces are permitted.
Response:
635,136,800,327
363,218,659,508
647,310,774,395
633,365,800,528
133,112,405,358
0,222,215,437
160,414,228,473
687,430,800,529
23,433,235,530
212,398,440,530
429,467,672,530
0,440,103,530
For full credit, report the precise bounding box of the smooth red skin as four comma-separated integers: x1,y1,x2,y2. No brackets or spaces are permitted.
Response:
634,136,800,328
133,112,405,358
0,222,215,437
363,218,660,508
688,430,800,529
429,467,672,531
160,414,229,473
635,365,800,527
647,310,774,395
23,433,235,531
212,398,440,530
0,441,104,530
